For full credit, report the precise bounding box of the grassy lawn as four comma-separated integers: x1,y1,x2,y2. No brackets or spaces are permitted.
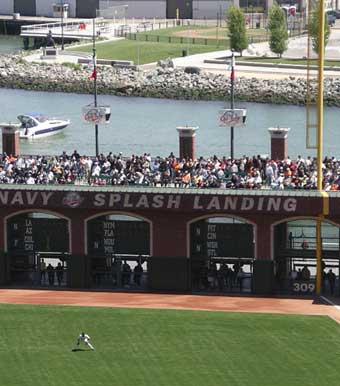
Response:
69,26,270,64
70,39,224,64
138,26,228,43
140,25,215,37
237,57,340,67
138,25,267,39
136,26,268,44
1,304,340,386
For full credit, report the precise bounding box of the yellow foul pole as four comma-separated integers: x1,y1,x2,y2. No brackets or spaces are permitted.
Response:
316,0,325,295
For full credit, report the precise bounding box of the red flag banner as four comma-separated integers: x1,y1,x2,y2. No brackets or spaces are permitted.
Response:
230,55,235,81
88,69,97,80
230,67,235,81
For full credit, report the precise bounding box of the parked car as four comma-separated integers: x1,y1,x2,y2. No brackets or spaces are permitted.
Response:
136,22,152,32
327,10,340,19
327,13,336,27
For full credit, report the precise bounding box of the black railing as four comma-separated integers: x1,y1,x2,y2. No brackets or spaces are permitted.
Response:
125,32,227,46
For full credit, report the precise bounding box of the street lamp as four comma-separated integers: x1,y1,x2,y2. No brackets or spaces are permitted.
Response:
82,19,111,157
218,50,246,158
250,5,254,29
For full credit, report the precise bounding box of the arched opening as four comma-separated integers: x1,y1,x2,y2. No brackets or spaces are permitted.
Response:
86,213,151,290
189,216,255,294
273,218,340,296
6,211,70,286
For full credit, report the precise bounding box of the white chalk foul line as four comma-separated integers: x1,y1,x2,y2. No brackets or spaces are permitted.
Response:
320,295,340,311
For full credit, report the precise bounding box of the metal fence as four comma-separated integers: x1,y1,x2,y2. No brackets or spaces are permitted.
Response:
124,31,272,47
125,32,226,47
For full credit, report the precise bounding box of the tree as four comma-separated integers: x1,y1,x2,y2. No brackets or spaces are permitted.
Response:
308,2,331,54
227,6,248,56
268,4,288,58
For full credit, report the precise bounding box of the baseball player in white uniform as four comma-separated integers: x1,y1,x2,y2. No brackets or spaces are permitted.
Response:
74,332,95,350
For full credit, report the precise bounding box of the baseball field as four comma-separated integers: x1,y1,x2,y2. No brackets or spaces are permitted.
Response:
0,293,340,386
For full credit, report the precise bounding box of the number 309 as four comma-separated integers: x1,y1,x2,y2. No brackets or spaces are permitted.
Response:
293,282,315,292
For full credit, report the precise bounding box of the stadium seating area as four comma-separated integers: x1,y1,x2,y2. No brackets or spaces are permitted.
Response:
1,151,338,190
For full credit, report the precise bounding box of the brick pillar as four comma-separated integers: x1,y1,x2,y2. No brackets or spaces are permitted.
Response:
268,127,290,160
176,126,198,160
2,125,20,156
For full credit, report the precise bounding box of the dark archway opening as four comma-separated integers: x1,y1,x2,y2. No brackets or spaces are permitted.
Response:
87,214,150,290
7,212,69,286
190,217,255,294
274,219,340,296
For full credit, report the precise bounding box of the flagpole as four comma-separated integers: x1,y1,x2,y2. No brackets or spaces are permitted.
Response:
61,0,64,50
230,49,235,160
92,18,99,157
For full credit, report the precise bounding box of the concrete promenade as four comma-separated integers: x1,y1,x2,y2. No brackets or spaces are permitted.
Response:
169,23,340,79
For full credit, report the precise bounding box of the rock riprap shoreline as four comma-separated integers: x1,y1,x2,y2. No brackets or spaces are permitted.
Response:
0,54,338,106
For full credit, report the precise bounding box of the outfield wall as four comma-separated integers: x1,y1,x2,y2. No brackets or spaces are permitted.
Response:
0,186,338,295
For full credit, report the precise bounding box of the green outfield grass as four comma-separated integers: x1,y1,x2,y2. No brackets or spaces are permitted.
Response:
0,303,340,386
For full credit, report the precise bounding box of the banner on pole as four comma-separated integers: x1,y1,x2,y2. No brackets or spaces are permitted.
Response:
82,104,111,124
218,109,246,127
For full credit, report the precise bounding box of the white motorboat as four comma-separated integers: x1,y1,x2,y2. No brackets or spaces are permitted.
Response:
16,113,70,139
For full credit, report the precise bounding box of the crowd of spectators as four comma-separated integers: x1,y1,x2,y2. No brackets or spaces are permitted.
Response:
1,151,340,190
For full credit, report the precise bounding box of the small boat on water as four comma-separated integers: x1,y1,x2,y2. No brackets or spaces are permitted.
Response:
0,113,70,139
16,113,70,139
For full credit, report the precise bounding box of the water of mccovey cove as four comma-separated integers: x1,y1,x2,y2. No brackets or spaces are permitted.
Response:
1,88,340,158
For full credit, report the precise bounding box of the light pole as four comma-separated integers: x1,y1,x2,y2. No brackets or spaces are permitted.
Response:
219,4,222,27
82,19,111,157
61,0,64,50
230,49,235,159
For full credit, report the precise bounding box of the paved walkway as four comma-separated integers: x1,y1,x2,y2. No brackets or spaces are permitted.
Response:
169,24,340,78
24,37,124,64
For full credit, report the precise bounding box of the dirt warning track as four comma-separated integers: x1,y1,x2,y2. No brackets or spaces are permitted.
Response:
0,289,340,323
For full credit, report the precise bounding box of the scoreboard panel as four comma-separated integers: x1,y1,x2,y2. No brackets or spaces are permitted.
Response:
7,215,69,254
87,218,150,256
191,221,254,258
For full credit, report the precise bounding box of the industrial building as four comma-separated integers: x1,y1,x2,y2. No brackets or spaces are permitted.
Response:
0,0,242,20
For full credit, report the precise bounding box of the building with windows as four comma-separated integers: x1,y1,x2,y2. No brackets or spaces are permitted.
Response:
1,0,339,19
